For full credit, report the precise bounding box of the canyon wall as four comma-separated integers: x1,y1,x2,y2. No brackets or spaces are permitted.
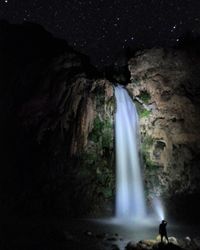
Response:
1,22,200,220
127,48,200,219
0,21,115,217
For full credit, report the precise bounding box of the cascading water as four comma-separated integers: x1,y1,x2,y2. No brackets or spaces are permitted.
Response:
115,85,146,220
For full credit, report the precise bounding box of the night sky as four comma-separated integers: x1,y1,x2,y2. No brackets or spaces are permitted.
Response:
1,0,200,67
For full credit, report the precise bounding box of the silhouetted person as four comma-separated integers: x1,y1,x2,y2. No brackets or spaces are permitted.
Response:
159,220,169,243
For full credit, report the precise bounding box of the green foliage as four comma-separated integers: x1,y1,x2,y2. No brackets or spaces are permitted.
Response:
107,96,115,107
90,116,104,143
80,152,97,166
142,137,161,171
94,87,105,108
77,151,114,203
134,101,143,114
145,157,160,171
141,136,163,199
73,90,115,214
75,114,115,210
139,91,151,104
134,100,151,118
102,188,112,199
144,136,154,145
70,88,116,214
141,135,159,171
107,96,116,114
96,94,105,107
140,109,151,118
143,157,161,198
90,116,113,149
102,119,113,148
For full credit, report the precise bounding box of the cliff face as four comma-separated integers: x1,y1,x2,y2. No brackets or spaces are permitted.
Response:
0,21,115,217
1,22,200,220
19,66,115,216
127,48,200,219
20,71,115,216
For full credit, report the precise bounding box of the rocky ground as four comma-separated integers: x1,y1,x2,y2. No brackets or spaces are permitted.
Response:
1,21,200,233
125,237,200,250
63,229,200,250
1,217,200,250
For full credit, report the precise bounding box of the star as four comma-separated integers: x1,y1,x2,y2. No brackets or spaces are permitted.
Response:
171,25,177,32
1,0,200,67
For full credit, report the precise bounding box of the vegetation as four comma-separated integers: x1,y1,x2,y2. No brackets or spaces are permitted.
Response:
75,149,115,211
73,95,115,214
139,90,151,104
134,100,151,118
141,135,160,171
90,116,104,143
90,116,113,149
144,154,160,171
141,134,163,199
140,109,151,118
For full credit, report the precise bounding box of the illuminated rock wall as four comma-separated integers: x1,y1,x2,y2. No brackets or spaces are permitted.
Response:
128,48,200,219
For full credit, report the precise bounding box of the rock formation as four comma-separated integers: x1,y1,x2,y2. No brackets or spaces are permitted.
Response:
0,21,115,217
1,21,200,221
127,48,200,220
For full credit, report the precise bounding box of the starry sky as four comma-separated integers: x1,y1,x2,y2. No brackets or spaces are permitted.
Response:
1,0,200,67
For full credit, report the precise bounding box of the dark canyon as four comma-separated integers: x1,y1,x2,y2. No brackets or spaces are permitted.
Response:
1,21,200,249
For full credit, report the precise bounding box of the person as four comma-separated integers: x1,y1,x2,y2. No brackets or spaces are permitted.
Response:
159,220,169,243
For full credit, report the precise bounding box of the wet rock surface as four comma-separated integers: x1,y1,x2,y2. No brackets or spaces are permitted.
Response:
127,48,200,221
125,237,200,250
1,22,200,222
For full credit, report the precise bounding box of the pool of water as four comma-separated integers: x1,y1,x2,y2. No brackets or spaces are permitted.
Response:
1,216,199,250
75,217,200,249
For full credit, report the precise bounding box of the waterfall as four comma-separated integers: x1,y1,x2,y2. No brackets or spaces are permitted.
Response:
115,85,146,220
